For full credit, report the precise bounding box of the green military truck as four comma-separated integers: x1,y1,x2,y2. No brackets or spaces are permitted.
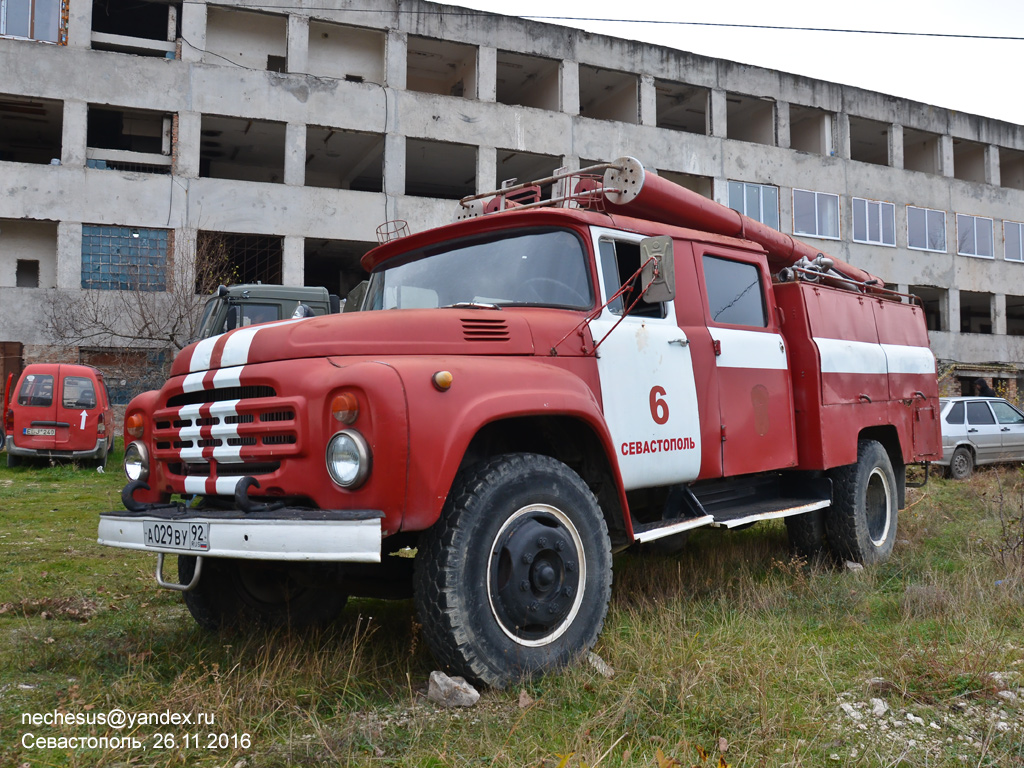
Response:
195,283,350,339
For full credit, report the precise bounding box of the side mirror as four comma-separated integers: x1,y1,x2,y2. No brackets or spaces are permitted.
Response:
344,281,369,313
226,305,240,331
640,236,675,303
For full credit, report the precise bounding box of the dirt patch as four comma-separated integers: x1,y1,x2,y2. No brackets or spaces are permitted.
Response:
0,596,99,622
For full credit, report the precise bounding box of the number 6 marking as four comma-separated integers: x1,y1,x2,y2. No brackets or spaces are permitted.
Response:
650,386,669,425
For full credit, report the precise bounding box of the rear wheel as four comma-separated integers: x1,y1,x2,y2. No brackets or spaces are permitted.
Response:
178,556,347,630
825,440,898,565
785,509,830,561
948,446,974,480
414,453,612,688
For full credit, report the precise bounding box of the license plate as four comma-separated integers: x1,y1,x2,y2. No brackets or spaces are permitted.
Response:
143,521,210,552
24,428,56,436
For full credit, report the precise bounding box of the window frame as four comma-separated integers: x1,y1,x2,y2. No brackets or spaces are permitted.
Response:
852,197,896,247
727,181,780,230
956,213,995,259
0,0,61,43
1004,220,1024,262
906,205,947,253
792,189,840,240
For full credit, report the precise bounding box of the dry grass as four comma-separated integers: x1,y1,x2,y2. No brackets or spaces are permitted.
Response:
1,457,1023,766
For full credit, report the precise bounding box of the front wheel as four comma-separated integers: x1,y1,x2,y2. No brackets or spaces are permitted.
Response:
825,440,898,565
414,453,612,688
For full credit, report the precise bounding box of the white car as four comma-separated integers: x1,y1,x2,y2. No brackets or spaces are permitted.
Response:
936,396,1024,479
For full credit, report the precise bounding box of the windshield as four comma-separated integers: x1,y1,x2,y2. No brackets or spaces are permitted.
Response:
364,229,593,310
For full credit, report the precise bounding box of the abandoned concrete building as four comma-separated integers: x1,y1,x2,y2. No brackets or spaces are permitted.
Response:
2,0,1024,402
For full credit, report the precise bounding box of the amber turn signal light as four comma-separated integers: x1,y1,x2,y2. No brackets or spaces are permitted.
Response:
432,371,453,391
125,412,145,439
331,392,359,424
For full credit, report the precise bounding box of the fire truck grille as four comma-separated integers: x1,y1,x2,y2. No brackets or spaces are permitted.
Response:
166,385,276,408
461,317,510,342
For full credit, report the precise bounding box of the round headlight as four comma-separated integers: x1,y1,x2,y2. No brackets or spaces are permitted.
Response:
326,430,371,488
124,441,149,482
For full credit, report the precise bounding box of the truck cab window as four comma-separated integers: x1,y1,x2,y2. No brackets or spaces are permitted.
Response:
599,239,665,318
701,254,767,327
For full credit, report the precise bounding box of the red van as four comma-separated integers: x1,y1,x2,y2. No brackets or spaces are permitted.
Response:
4,363,114,468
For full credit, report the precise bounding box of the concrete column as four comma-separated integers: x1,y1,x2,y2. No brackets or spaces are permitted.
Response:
478,46,497,103
385,30,408,90
60,100,87,168
284,123,306,187
65,0,93,48
639,74,657,127
939,134,954,177
56,221,82,290
384,132,406,198
775,101,791,150
985,144,1001,187
708,89,727,139
993,293,1007,335
888,124,904,169
287,15,310,74
946,288,960,334
281,236,304,286
560,60,579,116
174,112,201,178
179,0,207,64
478,146,497,193
834,112,851,159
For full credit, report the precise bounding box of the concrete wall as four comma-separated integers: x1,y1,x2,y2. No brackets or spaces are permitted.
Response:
2,0,1024,377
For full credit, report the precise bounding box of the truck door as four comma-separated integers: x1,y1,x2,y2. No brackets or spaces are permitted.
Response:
697,249,798,477
588,229,702,490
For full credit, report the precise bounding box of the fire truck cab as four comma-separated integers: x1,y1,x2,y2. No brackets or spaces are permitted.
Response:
98,158,940,687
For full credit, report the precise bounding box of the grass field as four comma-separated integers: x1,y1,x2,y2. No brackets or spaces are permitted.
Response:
1,446,1022,767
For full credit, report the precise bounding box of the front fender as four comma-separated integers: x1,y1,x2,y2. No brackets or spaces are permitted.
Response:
393,357,628,534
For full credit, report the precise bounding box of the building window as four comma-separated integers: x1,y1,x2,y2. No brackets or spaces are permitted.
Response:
793,189,839,240
728,182,779,229
1,0,61,42
15,259,40,287
907,206,946,252
852,198,896,246
957,214,994,258
81,225,168,291
1005,221,1024,262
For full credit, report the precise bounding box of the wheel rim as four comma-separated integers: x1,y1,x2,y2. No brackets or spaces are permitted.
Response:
487,504,586,647
952,451,970,477
235,563,304,608
865,467,892,546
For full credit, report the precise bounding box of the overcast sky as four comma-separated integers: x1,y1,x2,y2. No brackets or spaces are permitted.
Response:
448,0,1024,126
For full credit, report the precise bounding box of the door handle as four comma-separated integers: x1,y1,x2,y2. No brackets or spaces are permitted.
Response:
968,428,978,433
669,339,689,347
1002,427,1011,432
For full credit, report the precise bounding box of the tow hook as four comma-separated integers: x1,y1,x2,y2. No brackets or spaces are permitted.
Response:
155,552,203,592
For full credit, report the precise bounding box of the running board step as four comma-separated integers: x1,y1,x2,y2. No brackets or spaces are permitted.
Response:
633,514,715,543
709,497,830,529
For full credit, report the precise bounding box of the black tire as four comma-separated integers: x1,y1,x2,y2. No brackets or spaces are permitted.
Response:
825,440,898,565
948,446,974,480
785,508,831,561
178,556,347,630
414,453,613,688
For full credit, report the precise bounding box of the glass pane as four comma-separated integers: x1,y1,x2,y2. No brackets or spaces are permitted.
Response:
598,240,623,315
18,373,54,407
977,219,993,257
62,376,97,409
966,401,995,425
945,401,964,425
1006,223,1023,261
818,194,839,238
744,185,759,222
728,181,743,214
853,198,867,242
763,186,779,230
35,0,61,42
957,214,974,255
908,207,925,248
702,255,766,327
6,0,31,36
882,203,895,245
992,401,1024,425
867,201,881,242
927,210,946,251
793,190,816,235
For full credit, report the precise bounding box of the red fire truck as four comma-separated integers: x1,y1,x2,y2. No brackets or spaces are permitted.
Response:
98,158,940,687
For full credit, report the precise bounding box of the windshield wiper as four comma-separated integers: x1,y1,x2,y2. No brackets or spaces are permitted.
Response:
442,302,503,310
